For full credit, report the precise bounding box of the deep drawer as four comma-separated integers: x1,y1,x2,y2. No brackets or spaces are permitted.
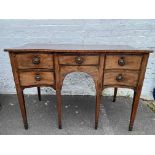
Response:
19,71,54,86
104,70,139,87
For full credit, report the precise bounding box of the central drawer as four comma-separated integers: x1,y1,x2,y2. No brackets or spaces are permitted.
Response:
19,71,54,86
16,53,54,69
58,55,99,65
105,55,142,70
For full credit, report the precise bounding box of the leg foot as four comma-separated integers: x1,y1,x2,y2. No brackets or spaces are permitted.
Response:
129,125,133,131
59,124,62,129
112,98,116,102
24,123,28,130
95,122,98,129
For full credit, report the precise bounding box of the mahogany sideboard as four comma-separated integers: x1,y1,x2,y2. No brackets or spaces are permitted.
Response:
4,44,153,131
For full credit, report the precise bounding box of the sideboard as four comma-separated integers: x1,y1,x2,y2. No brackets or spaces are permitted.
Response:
4,44,152,131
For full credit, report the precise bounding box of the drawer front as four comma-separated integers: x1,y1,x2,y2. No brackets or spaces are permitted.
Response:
19,71,54,86
105,55,142,70
60,66,98,77
16,54,54,69
59,55,99,65
104,70,139,87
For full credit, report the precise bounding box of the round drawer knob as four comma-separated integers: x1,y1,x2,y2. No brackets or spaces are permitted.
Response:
75,56,84,65
35,74,41,81
32,56,40,65
118,57,125,66
116,74,124,82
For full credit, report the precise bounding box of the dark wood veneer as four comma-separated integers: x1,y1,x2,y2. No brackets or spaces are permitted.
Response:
5,44,152,131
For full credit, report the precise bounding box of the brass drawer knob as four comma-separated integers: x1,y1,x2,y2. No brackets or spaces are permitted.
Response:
118,57,125,66
35,74,41,81
32,56,40,65
75,56,84,65
116,74,124,82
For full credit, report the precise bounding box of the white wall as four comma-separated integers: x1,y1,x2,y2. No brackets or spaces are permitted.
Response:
0,19,155,100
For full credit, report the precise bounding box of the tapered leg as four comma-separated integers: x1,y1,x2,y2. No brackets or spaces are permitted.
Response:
95,92,101,129
37,87,41,101
129,90,140,131
56,89,62,129
113,87,118,102
54,55,63,129
16,88,28,129
95,82,102,129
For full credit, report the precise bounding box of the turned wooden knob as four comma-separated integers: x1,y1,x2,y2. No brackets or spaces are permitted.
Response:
75,56,84,65
35,74,41,81
116,74,124,82
118,57,125,66
32,56,40,65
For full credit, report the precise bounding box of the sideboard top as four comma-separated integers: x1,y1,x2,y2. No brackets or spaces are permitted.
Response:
4,43,153,53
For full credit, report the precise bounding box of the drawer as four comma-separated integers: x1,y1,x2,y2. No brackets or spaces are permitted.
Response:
104,70,139,87
59,55,99,65
16,53,54,69
105,55,142,70
19,71,54,86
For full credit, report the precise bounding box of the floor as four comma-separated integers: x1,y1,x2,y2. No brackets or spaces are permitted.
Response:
0,95,155,135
